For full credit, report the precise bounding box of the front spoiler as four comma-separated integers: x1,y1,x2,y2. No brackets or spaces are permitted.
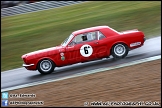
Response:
22,64,34,67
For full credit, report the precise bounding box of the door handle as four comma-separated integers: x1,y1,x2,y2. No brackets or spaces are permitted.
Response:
94,42,99,44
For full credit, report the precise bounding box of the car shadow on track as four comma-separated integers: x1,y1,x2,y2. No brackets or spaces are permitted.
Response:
28,53,148,80
28,57,116,79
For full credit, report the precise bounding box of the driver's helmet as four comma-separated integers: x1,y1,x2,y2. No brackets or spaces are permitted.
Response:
82,35,87,41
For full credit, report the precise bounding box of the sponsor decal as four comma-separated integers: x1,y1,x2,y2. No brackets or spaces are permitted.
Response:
130,42,141,47
61,56,65,61
60,52,64,56
60,53,65,61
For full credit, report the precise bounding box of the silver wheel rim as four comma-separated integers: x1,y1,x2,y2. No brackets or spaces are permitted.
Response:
40,60,52,72
114,44,126,56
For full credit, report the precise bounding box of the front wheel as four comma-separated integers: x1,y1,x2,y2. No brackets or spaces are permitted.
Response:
111,43,129,59
37,59,55,75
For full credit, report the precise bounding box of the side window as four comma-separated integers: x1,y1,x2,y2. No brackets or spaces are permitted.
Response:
86,31,97,41
69,31,97,45
98,31,106,40
75,34,84,43
69,34,84,46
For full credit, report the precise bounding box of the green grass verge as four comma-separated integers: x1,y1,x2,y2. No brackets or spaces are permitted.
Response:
1,1,161,71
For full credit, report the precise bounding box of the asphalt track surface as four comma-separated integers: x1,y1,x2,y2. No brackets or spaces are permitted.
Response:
1,36,161,89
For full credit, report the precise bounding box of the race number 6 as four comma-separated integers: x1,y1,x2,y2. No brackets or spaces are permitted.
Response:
84,46,89,54
80,44,93,57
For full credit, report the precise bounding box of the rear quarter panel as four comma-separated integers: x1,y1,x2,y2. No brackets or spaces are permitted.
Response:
118,31,145,50
100,29,145,56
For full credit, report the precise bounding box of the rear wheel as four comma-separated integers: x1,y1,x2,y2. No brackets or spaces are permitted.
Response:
111,43,129,59
37,59,55,75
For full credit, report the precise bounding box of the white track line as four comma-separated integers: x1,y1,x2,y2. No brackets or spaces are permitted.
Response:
1,55,161,92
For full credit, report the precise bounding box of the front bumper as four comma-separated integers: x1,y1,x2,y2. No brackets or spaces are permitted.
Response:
144,37,146,42
22,64,34,67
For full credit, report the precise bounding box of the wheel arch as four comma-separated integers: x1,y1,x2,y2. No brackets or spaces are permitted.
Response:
110,41,130,55
36,57,56,69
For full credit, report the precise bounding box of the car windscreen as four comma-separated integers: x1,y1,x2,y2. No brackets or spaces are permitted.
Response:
61,34,74,47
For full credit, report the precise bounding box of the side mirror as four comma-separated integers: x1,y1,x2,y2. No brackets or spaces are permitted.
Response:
68,41,76,46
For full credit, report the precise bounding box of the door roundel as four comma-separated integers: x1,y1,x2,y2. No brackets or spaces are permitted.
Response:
80,44,93,57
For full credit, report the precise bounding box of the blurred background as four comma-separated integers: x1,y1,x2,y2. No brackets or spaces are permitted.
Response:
1,1,161,71
1,1,39,8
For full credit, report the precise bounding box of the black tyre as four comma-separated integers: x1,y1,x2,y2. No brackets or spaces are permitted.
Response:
37,59,55,75
111,43,129,59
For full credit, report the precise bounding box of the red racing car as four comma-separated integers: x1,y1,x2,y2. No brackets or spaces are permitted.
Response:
22,26,145,74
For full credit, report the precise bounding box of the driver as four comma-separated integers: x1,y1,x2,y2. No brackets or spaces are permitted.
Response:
82,35,87,41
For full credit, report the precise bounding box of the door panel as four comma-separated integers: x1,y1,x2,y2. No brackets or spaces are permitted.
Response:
79,41,98,61
65,30,109,64
66,41,98,64
95,31,109,58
